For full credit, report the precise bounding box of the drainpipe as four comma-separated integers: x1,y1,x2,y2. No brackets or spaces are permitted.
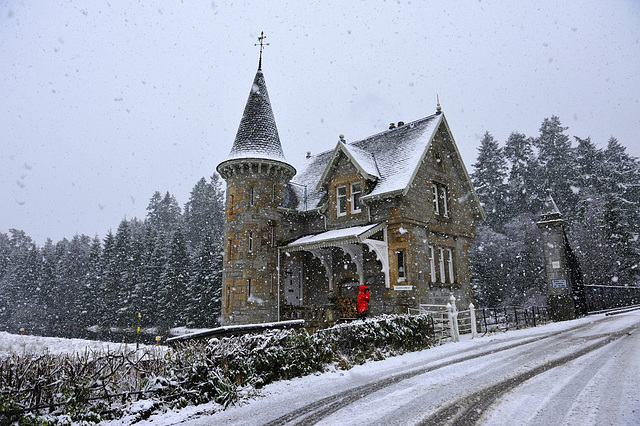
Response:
277,247,281,322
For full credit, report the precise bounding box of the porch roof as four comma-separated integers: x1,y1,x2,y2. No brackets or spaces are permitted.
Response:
282,222,385,252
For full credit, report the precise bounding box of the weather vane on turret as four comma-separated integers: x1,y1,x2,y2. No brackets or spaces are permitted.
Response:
255,31,269,70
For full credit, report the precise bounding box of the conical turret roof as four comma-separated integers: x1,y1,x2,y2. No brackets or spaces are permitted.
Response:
226,68,287,162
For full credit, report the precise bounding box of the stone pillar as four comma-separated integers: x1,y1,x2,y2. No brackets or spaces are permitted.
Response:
536,190,575,321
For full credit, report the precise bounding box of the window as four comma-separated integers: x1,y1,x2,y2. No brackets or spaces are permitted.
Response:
432,183,439,215
428,246,436,283
248,232,253,252
248,278,252,298
337,185,347,216
272,183,276,202
438,247,446,283
432,182,449,217
446,248,454,283
441,186,449,217
351,182,362,213
229,194,234,214
250,187,254,206
397,250,406,281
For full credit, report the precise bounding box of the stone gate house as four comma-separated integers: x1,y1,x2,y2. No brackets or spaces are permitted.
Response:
217,62,485,326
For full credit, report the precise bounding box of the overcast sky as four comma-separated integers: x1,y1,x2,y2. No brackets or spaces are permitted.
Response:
2,1,639,245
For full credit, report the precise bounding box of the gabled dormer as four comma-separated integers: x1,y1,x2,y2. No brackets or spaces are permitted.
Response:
316,137,380,221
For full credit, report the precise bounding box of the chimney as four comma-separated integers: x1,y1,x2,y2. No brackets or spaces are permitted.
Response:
389,123,396,129
398,121,405,126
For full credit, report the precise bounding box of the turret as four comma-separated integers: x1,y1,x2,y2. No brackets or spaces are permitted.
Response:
217,57,295,325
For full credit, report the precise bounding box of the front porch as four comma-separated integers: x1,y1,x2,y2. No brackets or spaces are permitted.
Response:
279,222,390,324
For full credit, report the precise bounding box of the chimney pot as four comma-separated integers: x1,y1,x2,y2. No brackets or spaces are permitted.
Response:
389,123,396,129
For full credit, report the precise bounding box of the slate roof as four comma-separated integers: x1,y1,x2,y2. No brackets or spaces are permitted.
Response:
226,69,287,162
284,113,443,211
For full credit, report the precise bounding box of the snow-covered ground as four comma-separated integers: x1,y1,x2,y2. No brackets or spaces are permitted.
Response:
118,311,639,425
0,331,151,356
2,311,639,425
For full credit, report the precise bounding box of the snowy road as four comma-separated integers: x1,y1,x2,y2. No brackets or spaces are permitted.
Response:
143,311,640,426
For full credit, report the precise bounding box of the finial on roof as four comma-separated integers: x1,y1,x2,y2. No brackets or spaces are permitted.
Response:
339,134,346,144
436,95,442,115
255,31,269,70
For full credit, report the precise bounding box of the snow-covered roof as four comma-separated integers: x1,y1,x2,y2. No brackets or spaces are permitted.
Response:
283,222,385,251
286,114,442,211
225,69,288,163
538,190,564,223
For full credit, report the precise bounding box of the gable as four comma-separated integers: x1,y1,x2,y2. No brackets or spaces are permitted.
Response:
316,142,379,192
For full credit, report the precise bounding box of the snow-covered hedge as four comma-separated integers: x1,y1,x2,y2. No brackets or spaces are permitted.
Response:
0,314,434,424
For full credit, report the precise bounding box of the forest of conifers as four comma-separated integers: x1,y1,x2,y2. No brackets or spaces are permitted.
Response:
0,116,638,335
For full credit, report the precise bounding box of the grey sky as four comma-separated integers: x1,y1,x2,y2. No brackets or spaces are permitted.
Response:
2,1,639,245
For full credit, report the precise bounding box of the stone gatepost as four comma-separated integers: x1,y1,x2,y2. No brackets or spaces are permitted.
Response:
536,190,575,321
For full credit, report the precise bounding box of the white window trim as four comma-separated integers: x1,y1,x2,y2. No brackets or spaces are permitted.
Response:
438,247,446,284
397,250,406,282
351,182,362,213
432,183,439,215
442,186,449,217
337,185,347,217
428,245,436,283
447,248,454,283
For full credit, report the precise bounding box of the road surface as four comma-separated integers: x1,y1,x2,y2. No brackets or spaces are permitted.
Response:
157,310,640,425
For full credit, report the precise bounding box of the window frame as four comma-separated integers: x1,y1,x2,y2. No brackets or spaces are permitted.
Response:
446,248,454,283
441,186,449,217
397,249,406,281
428,245,436,283
438,247,446,284
432,183,439,215
337,185,347,217
351,182,362,213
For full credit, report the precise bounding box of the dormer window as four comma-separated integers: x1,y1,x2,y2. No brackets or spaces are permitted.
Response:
337,186,347,216
351,182,361,213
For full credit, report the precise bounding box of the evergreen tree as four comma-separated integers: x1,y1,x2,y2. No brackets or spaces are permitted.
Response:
471,131,508,229
80,236,103,326
188,230,223,327
147,191,182,236
504,132,543,216
184,174,225,252
159,228,191,327
99,231,117,325
534,116,577,217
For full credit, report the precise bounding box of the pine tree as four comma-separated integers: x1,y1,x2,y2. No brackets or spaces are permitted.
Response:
534,116,577,218
184,174,225,252
471,131,508,230
504,132,543,216
147,191,182,236
159,228,191,327
189,230,223,327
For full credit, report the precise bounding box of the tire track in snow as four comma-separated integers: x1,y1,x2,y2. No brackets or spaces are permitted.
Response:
262,321,596,426
418,324,638,426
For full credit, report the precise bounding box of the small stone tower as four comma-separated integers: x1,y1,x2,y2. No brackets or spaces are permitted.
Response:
216,60,296,325
536,190,576,321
